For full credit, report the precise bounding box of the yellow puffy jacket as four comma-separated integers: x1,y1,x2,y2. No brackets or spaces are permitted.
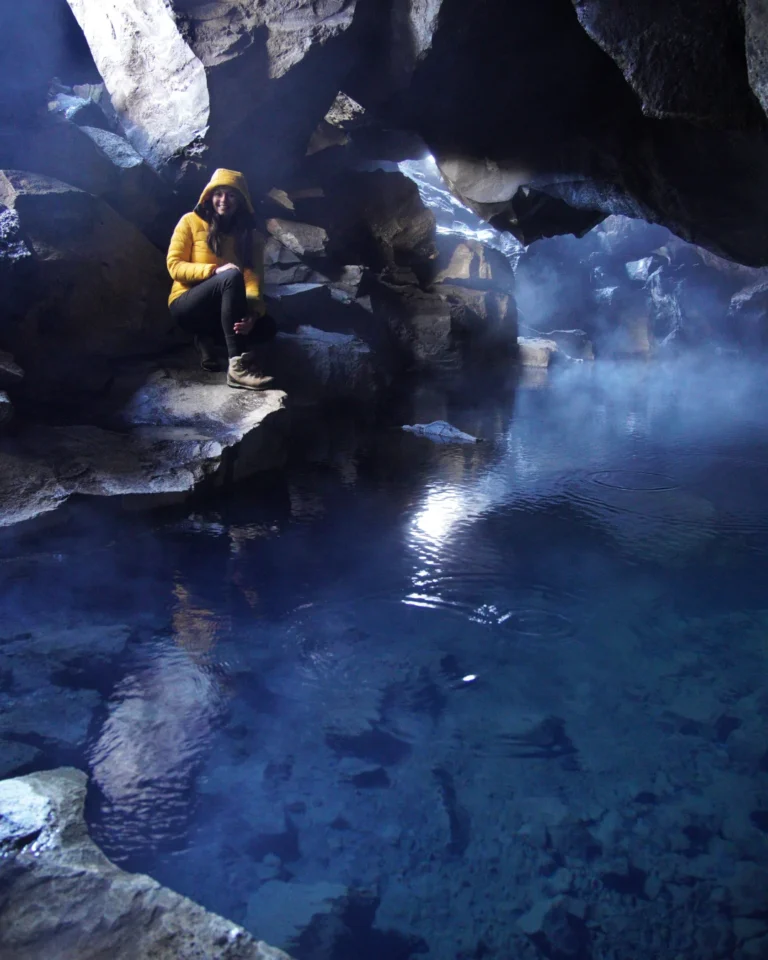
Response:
167,168,265,315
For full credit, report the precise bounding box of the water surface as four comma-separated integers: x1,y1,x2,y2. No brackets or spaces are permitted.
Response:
2,357,768,960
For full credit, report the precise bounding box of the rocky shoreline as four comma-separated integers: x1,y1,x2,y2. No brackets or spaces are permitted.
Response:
0,767,294,960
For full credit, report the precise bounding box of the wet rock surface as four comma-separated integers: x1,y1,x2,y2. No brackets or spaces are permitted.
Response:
0,767,293,960
0,358,287,526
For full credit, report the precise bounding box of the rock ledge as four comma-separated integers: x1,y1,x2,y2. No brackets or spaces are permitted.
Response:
0,767,294,960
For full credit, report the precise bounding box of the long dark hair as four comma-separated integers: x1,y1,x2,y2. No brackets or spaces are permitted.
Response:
197,196,254,269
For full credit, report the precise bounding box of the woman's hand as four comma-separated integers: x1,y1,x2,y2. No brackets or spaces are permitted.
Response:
215,263,241,274
233,317,254,336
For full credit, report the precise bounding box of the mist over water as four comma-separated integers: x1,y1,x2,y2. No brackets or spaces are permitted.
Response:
2,355,768,958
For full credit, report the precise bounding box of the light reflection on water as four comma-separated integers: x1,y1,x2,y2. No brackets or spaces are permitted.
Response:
2,357,768,958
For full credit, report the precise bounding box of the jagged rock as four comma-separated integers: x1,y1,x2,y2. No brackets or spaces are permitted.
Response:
437,284,518,359
47,92,111,130
0,351,22,389
66,0,361,187
626,257,656,283
370,279,455,370
72,82,121,130
306,120,350,157
309,170,438,271
525,328,593,360
571,0,757,127
0,170,179,399
432,237,515,290
266,219,329,258
0,767,293,960
729,279,768,348
0,362,287,526
0,121,170,242
324,91,367,128
518,337,558,368
267,326,381,403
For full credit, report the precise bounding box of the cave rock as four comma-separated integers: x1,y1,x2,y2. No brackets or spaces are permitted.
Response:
66,0,361,188
0,170,179,399
0,121,171,244
267,326,383,404
0,767,293,960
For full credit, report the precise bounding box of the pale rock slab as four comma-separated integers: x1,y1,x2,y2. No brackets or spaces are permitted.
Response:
0,767,294,960
518,337,559,368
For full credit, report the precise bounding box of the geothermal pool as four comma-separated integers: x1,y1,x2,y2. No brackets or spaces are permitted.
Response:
2,357,768,960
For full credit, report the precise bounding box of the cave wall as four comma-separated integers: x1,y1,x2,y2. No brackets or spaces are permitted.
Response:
30,0,768,267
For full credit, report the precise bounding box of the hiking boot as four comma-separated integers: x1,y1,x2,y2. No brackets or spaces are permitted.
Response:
227,354,273,390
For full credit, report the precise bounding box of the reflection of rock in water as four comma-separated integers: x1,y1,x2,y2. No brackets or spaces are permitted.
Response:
88,647,224,862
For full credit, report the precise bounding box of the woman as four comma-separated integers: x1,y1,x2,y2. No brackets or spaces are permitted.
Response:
167,168,277,390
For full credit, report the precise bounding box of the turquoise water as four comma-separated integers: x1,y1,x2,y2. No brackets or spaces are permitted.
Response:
2,357,768,959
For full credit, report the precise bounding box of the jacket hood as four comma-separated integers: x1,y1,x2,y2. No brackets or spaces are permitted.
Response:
194,168,255,218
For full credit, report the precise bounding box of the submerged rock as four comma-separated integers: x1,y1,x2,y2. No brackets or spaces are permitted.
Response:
245,880,349,952
401,420,480,443
0,767,293,960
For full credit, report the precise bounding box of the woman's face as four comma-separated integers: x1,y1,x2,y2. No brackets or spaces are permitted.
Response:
211,187,240,217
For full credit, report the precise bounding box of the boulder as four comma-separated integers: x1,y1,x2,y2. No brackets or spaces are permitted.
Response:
0,361,287,526
267,326,382,404
0,767,293,960
522,327,594,360
301,170,438,272
66,0,362,188
437,284,519,360
47,92,112,131
432,237,515,291
0,121,170,243
369,278,456,370
518,337,558,368
0,170,178,399
266,219,329,258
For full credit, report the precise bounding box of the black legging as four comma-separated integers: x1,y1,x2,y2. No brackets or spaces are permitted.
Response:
170,268,276,357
